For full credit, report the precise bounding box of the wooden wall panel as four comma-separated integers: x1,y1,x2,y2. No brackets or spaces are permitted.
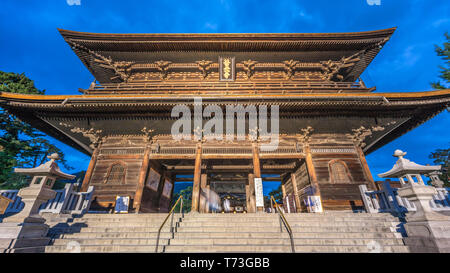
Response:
88,136,146,211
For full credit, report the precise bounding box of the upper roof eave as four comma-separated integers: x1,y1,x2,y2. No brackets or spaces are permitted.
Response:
57,27,397,42
1,89,449,103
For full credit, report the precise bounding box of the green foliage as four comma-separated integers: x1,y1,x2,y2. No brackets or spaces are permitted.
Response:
432,33,450,89
429,147,449,187
268,184,283,204
171,186,192,212
0,71,73,189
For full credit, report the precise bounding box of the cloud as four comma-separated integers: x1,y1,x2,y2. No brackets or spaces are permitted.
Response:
66,0,81,6
204,22,218,31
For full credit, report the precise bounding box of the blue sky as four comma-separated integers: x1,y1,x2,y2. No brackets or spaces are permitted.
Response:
0,0,449,188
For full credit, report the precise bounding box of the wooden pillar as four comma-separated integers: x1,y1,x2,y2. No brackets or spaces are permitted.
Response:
281,182,286,199
154,170,165,212
304,146,321,197
205,180,211,213
133,146,151,212
290,173,302,213
80,145,100,192
252,143,263,212
246,173,256,213
199,173,208,213
191,143,202,212
356,146,377,190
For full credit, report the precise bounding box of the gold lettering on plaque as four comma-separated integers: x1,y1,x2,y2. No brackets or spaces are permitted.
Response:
223,58,231,79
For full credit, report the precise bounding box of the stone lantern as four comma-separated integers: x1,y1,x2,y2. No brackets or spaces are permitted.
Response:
424,171,445,188
0,153,75,252
378,150,450,253
378,149,444,222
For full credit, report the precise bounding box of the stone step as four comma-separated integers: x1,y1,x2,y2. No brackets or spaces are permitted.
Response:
69,217,399,224
164,244,410,253
50,231,401,240
44,244,409,253
58,220,398,228
50,237,404,246
48,225,397,234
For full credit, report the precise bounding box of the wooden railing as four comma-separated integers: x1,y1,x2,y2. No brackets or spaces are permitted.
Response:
271,195,295,253
155,195,184,253
0,183,94,216
359,181,450,214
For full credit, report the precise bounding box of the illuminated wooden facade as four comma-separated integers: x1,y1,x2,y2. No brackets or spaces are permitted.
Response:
1,28,449,212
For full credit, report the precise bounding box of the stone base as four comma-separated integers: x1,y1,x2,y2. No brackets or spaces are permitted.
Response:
0,222,51,253
403,220,450,253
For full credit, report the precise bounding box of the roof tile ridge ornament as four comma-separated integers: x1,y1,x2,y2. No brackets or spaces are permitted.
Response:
241,59,258,80
346,125,385,148
59,122,103,149
66,39,133,83
195,60,214,80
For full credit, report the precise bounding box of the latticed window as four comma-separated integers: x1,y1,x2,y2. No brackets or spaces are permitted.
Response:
329,161,351,183
106,163,125,184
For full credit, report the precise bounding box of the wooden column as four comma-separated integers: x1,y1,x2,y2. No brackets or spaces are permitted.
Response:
199,173,208,213
246,173,256,213
80,145,100,192
133,146,151,212
205,180,211,213
304,146,321,197
154,170,166,212
252,143,263,212
191,143,202,212
290,173,302,213
356,146,377,190
281,182,286,199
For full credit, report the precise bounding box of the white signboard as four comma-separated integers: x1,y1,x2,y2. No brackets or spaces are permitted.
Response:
254,177,264,208
305,195,323,213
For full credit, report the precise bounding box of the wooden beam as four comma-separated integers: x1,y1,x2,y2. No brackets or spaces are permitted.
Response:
81,145,100,192
133,146,151,212
191,143,202,212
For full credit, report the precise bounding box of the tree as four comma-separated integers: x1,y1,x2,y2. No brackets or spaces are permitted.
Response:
171,186,192,212
0,71,73,189
428,147,449,187
432,33,449,89
427,34,450,188
268,184,283,204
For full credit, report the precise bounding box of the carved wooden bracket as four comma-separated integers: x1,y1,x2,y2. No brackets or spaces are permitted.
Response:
296,126,314,144
241,60,258,80
195,60,214,79
282,60,300,80
67,40,133,82
59,122,103,149
154,60,172,80
141,127,155,143
346,125,385,148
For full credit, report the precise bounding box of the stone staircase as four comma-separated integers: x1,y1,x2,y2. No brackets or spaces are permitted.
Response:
42,212,410,253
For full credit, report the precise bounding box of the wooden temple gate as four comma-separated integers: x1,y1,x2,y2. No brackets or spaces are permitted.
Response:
77,134,375,213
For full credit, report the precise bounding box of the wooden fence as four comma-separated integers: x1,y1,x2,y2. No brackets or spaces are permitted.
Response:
359,181,450,214
0,184,94,216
